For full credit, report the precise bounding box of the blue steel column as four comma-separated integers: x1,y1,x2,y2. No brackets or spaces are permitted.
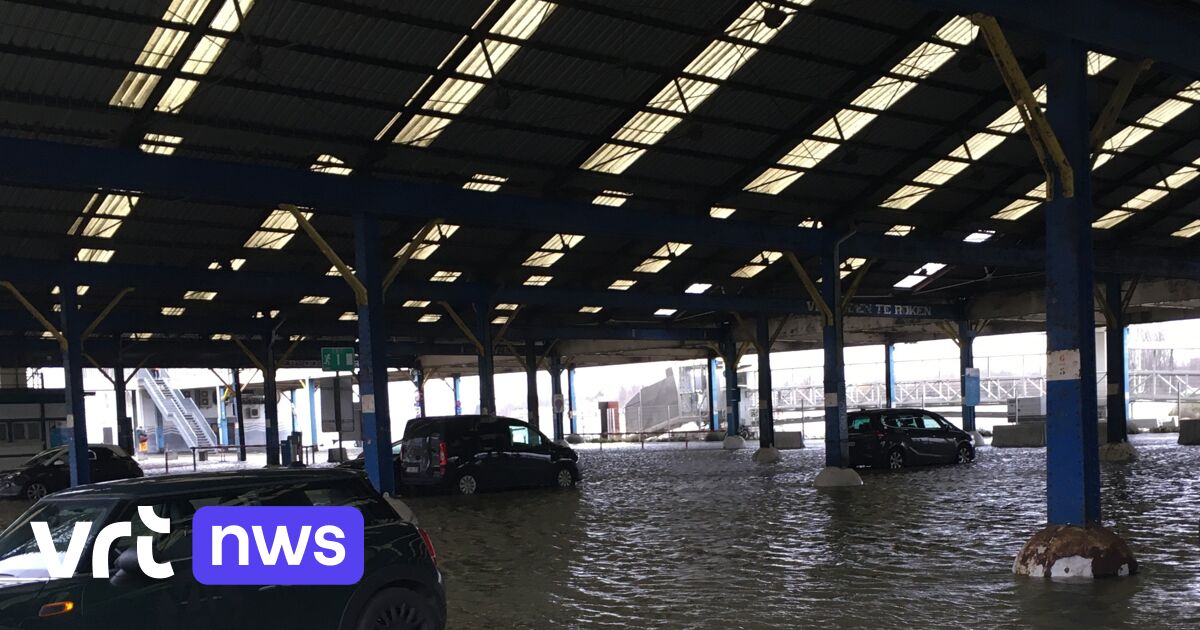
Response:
414,363,426,418
550,354,564,442
821,243,849,468
525,340,539,429
59,286,90,486
756,315,774,448
355,211,395,495
217,386,228,445
452,374,462,415
232,368,246,460
707,354,720,432
567,364,578,434
113,334,133,455
719,324,740,437
1044,38,1101,526
475,302,496,415
884,343,896,409
307,378,318,448
1106,277,1130,444
958,320,977,432
263,335,280,465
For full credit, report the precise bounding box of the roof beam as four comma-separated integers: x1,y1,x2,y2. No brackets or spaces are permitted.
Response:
909,0,1200,78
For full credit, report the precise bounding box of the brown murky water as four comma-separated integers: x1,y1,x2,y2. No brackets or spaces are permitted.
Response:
406,434,1200,629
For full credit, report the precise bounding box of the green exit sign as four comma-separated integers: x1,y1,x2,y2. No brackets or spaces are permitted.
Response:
321,347,356,372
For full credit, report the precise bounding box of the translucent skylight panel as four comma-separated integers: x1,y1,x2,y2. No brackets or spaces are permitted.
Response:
592,190,631,207
1093,158,1200,229
523,275,552,286
389,0,555,147
608,279,636,290
396,224,461,261
963,230,995,243
1171,219,1200,239
430,270,461,283
731,251,782,278
523,251,563,268
634,242,692,274
491,316,510,325
1095,83,1200,168
746,18,978,195
523,233,583,267
654,309,677,317
77,248,115,263
993,192,1046,221
418,314,442,323
110,0,211,107
798,219,822,229
51,286,89,296
579,306,603,314
685,283,711,294
183,290,217,300
139,133,183,155
580,3,801,175
299,295,330,305
496,303,519,311
893,262,946,289
339,312,358,321
463,173,508,192
161,307,186,316
893,274,925,289
310,154,353,176
839,257,868,279
885,225,914,237
211,333,232,341
244,208,313,250
154,0,256,113
709,206,736,219
403,300,431,308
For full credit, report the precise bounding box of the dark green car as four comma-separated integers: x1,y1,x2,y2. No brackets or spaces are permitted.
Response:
0,469,445,630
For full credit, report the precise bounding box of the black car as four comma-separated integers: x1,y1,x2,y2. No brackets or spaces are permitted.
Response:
0,444,144,501
848,408,976,469
0,469,445,630
396,415,580,495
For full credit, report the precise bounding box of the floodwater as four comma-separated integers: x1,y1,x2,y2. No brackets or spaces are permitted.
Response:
407,434,1200,629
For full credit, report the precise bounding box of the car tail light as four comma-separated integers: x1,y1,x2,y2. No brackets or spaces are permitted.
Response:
38,601,75,617
418,528,438,566
438,441,448,469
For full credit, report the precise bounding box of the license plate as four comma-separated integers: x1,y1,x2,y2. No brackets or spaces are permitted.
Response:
405,466,418,474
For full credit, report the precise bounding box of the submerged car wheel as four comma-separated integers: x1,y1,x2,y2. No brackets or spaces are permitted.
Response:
888,449,905,470
24,482,48,500
555,467,575,489
356,587,440,630
957,444,973,464
456,473,478,495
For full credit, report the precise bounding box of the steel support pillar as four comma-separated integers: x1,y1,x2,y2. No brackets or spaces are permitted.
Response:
217,386,228,445
1106,276,1130,444
59,286,90,486
113,334,133,455
719,325,740,437
476,302,496,415
525,339,539,429
958,320,977,432
263,336,280,466
354,211,395,495
707,354,720,432
550,354,564,442
757,315,774,449
307,378,318,448
567,364,578,434
1043,38,1100,526
232,368,246,460
884,343,896,409
822,245,849,468
452,374,462,415
414,363,426,418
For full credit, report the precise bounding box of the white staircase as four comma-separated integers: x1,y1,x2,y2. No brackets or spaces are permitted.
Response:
138,369,218,448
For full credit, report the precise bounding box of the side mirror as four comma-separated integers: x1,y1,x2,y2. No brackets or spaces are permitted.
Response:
110,546,147,587
50,459,65,468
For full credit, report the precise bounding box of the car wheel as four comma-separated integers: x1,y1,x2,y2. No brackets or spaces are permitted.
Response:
355,587,441,630
888,449,905,470
24,482,48,501
957,444,973,464
554,467,575,489
455,473,478,495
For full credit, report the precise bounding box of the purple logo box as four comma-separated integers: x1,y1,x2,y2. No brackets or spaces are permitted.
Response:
192,506,364,585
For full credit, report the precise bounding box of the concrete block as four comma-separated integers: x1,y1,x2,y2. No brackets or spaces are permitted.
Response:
752,446,781,464
326,447,349,463
813,466,863,488
775,432,805,449
1179,418,1200,445
1099,441,1138,463
992,421,1046,448
722,435,746,450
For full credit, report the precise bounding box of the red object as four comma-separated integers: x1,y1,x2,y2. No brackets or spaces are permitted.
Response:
418,528,438,566
438,441,448,469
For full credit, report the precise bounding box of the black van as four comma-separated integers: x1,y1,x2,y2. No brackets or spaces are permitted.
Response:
399,415,581,495
848,408,975,469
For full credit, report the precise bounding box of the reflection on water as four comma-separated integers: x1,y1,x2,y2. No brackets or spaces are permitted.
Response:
407,434,1200,629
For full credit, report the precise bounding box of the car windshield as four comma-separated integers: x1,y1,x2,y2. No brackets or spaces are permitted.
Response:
0,498,119,579
22,448,65,468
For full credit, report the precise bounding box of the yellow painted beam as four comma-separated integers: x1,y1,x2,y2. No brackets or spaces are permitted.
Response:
84,354,115,384
1,281,66,350
440,302,486,356
283,204,368,305
231,337,266,372
275,337,304,370
840,259,873,315
1091,59,1153,164
383,219,443,292
783,252,833,325
971,13,1075,198
83,287,133,340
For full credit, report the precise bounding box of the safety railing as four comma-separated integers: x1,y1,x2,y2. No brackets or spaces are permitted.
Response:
568,430,722,451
